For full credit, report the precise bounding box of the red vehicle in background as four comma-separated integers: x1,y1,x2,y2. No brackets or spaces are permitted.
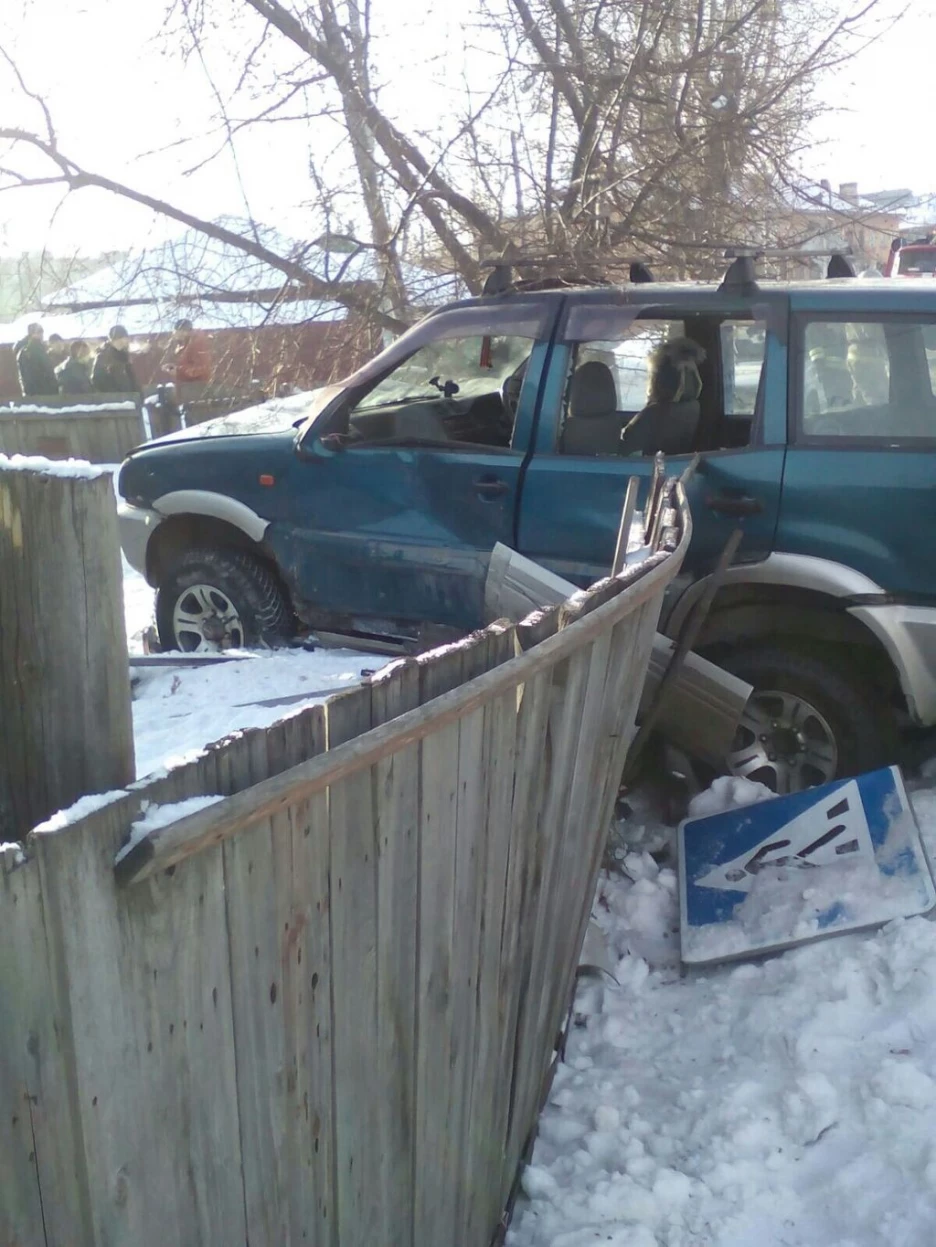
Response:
884,234,936,276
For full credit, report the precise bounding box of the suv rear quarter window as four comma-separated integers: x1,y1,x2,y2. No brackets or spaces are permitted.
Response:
798,316,936,443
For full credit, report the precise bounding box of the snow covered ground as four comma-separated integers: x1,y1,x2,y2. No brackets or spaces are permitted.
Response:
122,558,381,778
508,780,936,1247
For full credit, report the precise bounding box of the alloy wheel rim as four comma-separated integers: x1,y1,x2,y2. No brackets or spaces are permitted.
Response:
726,688,838,795
172,583,246,653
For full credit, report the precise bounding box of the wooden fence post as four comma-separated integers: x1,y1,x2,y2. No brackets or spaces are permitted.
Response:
0,458,134,838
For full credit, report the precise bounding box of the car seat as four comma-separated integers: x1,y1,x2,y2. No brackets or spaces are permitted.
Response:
560,360,623,455
620,337,703,456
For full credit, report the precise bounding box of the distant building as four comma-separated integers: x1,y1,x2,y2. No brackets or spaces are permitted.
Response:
768,181,905,275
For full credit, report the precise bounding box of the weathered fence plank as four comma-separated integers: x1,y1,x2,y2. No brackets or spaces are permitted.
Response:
0,462,134,840
462,624,520,1245
0,847,87,1247
32,801,246,1247
327,685,383,1244
413,643,465,1246
282,707,337,1245
223,806,291,1243
499,612,562,1181
508,639,595,1145
371,661,421,1245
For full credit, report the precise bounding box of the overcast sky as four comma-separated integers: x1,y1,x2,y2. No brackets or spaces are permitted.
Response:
0,0,931,257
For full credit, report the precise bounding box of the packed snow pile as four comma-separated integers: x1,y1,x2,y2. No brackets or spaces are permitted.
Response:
114,795,225,865
0,452,113,479
132,648,380,777
508,785,936,1247
0,401,137,415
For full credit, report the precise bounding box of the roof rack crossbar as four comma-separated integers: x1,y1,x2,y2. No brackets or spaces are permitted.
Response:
479,254,652,297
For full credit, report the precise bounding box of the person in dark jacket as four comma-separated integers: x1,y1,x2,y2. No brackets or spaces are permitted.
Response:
15,323,59,397
93,325,139,394
47,333,67,371
57,340,94,396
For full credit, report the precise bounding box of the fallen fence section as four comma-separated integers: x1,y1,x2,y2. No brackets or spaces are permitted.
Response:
1,483,689,1247
0,395,145,463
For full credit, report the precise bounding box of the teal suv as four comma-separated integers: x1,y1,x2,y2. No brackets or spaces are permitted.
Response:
117,264,936,792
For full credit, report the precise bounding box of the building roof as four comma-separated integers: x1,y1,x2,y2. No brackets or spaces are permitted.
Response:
0,224,462,345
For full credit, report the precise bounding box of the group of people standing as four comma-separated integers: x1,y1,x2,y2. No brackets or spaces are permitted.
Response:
14,319,212,399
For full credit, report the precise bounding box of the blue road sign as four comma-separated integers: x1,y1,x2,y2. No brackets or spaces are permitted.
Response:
678,767,935,966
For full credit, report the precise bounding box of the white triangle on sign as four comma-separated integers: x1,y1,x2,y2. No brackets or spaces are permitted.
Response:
696,779,874,894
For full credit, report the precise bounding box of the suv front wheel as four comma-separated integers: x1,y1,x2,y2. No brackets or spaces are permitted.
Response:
720,646,893,794
156,548,295,653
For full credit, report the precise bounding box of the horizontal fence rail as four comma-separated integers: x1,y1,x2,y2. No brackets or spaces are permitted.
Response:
0,396,145,462
2,481,689,1247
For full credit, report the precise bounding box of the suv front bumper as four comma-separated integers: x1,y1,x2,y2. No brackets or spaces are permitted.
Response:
118,500,161,579
849,603,936,727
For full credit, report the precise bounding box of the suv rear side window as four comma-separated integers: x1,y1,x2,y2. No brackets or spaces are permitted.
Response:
556,312,766,457
800,318,936,441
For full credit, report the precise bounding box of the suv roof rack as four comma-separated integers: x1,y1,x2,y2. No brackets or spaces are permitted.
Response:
719,246,856,291
480,255,653,297
479,244,855,298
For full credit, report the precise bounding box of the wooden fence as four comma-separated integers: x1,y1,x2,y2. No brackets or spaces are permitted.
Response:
0,395,145,463
1,482,689,1247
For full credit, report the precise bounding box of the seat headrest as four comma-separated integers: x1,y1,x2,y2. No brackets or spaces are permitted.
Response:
648,337,706,403
569,360,618,419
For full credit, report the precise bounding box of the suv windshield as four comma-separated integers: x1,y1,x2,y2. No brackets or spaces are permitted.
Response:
354,335,531,412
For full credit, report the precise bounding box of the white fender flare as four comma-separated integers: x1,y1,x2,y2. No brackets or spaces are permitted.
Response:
152,490,269,543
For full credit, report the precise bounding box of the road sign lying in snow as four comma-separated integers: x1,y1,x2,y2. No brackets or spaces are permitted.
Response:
678,766,936,965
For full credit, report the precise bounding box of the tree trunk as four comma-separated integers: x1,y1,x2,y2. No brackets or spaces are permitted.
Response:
0,462,134,838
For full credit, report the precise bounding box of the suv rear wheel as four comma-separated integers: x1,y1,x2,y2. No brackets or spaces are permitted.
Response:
720,646,893,794
156,548,294,653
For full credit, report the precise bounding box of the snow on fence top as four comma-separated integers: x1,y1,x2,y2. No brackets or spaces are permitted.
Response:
0,453,113,480
0,401,139,416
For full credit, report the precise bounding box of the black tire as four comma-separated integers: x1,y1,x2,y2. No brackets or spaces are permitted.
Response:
719,645,895,793
156,547,294,652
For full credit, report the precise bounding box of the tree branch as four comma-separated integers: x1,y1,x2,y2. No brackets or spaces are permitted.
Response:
0,128,409,331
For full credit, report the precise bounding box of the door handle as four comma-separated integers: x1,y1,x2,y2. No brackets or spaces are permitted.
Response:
474,476,509,499
706,492,764,517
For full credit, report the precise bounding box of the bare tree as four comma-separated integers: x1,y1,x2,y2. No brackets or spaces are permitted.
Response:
486,0,888,274
0,0,888,328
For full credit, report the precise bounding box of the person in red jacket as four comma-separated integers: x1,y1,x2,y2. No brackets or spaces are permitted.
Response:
166,318,212,405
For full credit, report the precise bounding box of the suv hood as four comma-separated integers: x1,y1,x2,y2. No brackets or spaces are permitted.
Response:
138,386,342,448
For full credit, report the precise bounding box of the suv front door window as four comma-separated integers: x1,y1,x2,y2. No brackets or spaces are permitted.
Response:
347,334,533,449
